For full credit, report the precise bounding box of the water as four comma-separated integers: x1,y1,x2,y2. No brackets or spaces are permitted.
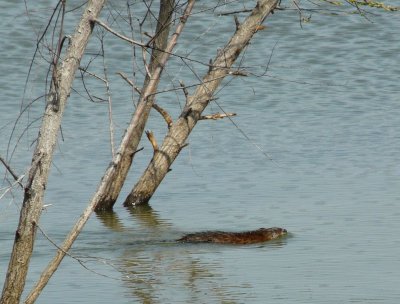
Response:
1,1,400,303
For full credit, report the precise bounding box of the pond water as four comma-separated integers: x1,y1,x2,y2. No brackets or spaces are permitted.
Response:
1,1,400,303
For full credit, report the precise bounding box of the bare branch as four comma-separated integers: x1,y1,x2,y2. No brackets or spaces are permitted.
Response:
116,72,141,94
145,130,158,153
95,0,181,210
116,71,173,128
234,15,240,30
152,104,173,128
142,46,152,78
0,1,109,303
179,80,189,101
101,40,115,157
200,112,237,120
91,18,147,48
0,156,23,188
23,2,193,302
124,0,279,206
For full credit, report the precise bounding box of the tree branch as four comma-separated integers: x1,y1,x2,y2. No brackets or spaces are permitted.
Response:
145,130,159,153
1,1,107,304
0,156,23,188
123,0,279,206
152,103,173,128
22,2,193,302
95,0,179,210
200,112,237,120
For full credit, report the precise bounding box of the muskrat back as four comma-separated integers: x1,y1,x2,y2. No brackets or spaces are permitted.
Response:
177,227,287,244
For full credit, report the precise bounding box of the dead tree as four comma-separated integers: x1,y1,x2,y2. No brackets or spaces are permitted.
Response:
0,1,106,303
23,2,194,303
124,0,279,206
93,0,176,211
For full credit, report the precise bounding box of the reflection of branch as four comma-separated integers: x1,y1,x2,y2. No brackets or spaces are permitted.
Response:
96,210,125,232
126,204,171,229
292,0,305,28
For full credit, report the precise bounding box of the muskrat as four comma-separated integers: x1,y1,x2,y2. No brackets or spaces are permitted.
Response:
177,227,287,245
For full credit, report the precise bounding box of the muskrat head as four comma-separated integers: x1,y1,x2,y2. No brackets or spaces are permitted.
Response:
259,227,287,238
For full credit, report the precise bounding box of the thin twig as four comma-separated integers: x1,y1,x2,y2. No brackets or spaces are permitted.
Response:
0,175,25,201
116,72,141,94
0,156,24,188
92,17,222,71
91,18,147,47
179,80,189,100
116,72,173,128
100,39,115,157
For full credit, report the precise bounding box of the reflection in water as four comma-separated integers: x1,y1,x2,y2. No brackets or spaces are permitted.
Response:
3,2,399,302
96,205,285,303
118,244,243,303
125,204,172,230
95,210,125,232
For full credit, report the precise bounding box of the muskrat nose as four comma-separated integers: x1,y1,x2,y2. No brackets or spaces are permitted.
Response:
282,228,287,234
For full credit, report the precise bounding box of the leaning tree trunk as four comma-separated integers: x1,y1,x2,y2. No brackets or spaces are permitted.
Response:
23,2,194,303
0,1,106,303
94,0,175,211
124,0,279,206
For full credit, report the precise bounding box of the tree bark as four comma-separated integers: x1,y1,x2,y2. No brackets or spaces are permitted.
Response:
124,0,279,206
94,0,176,210
0,1,106,304
23,2,194,303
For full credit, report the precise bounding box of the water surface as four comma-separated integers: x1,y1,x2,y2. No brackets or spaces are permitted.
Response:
1,1,400,303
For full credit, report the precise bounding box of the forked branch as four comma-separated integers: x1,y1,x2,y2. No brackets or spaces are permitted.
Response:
124,0,279,206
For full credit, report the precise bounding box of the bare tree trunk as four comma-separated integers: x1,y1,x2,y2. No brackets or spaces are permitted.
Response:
95,0,176,211
0,1,106,303
23,2,194,303
124,0,279,206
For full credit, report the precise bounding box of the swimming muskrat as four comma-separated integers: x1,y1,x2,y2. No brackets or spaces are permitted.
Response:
177,227,287,245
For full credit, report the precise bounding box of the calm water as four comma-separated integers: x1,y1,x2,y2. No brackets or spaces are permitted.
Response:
1,1,400,303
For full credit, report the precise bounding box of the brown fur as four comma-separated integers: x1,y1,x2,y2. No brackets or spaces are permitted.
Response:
177,227,287,245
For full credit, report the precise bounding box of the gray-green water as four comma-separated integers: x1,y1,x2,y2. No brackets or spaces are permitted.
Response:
1,1,400,303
